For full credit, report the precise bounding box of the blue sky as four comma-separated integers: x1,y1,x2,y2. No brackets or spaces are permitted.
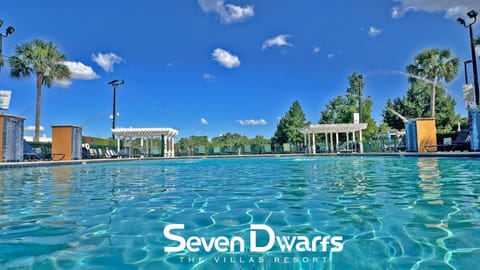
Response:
1,0,480,139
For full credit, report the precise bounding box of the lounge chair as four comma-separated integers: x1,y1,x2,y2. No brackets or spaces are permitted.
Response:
89,148,99,159
97,148,104,158
23,140,65,161
105,149,118,158
425,130,470,152
117,150,129,158
23,141,42,161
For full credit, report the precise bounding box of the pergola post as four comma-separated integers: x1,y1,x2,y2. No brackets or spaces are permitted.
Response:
335,132,339,153
307,132,311,153
324,133,327,153
352,132,356,152
117,138,121,154
312,133,316,154
163,135,167,157
359,129,364,153
304,133,307,152
346,132,349,152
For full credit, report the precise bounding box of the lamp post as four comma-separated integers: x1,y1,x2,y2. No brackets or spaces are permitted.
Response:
464,60,473,84
108,79,124,139
0,19,15,75
458,10,479,106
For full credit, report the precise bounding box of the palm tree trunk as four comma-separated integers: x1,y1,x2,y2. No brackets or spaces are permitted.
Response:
430,83,436,119
34,73,43,142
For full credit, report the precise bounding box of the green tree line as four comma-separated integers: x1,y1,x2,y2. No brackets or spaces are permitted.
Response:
176,133,270,153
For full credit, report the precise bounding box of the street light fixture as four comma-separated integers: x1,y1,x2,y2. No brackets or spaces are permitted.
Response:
108,79,124,139
0,19,15,74
457,9,479,106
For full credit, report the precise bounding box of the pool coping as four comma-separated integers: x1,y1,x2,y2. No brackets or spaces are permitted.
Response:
1,152,480,169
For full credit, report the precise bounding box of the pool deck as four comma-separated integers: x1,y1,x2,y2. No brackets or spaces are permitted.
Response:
1,151,480,169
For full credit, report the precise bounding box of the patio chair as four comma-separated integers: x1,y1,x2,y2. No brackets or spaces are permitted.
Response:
105,149,118,158
23,140,42,161
89,148,99,159
425,130,470,152
97,148,104,158
23,140,65,161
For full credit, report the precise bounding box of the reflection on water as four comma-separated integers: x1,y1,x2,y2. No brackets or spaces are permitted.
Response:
0,157,479,269
417,158,443,204
52,166,72,195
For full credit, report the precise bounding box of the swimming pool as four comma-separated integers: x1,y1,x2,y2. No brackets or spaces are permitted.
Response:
0,156,478,269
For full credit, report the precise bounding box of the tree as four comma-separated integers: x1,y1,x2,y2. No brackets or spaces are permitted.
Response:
211,133,249,148
406,48,459,118
319,96,352,124
8,39,71,142
250,135,270,147
272,101,307,145
319,73,377,139
382,80,462,133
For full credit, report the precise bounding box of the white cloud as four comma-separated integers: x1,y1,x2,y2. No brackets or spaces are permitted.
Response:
476,45,480,57
25,125,44,132
92,52,123,72
212,48,240,68
392,0,480,20
238,119,267,125
368,26,382,37
198,0,254,24
392,7,401,18
53,79,72,87
224,4,254,23
312,47,321,54
203,73,216,82
262,34,294,50
63,61,99,80
327,53,335,59
200,118,209,125
53,61,99,87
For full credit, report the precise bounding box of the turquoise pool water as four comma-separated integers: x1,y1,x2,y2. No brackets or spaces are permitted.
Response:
0,157,479,269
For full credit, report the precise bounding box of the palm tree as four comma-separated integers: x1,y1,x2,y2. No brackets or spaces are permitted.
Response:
406,48,459,118
8,39,71,142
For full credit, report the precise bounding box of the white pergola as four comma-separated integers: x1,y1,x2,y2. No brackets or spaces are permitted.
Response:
112,127,179,157
300,123,368,154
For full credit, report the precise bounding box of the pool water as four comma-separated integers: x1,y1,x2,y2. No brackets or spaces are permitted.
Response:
0,157,479,269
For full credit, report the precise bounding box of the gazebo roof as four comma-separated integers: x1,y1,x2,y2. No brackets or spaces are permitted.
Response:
300,123,368,134
112,127,179,138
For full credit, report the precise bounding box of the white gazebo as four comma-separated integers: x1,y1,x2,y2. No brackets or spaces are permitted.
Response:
112,127,179,158
300,123,368,154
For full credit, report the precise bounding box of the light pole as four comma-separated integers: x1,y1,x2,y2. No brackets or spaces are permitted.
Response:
0,19,15,75
458,10,479,106
464,60,473,84
108,79,124,139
